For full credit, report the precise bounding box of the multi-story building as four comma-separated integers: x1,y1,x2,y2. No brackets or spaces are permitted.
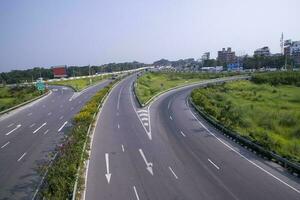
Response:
201,52,210,61
284,40,300,65
217,47,236,64
254,46,270,57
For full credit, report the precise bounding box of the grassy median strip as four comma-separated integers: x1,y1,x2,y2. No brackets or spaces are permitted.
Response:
191,71,300,164
0,85,42,112
135,71,240,105
40,79,117,199
48,75,110,91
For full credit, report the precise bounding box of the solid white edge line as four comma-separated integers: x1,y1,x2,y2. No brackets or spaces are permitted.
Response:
189,109,300,194
1,141,10,149
208,158,220,170
17,152,27,162
169,166,179,179
133,186,140,200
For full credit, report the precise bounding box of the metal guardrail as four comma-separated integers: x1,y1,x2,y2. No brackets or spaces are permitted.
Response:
188,96,300,176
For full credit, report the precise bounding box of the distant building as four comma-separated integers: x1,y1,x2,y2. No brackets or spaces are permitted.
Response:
201,52,210,61
217,47,236,64
254,46,270,57
52,65,67,78
284,40,300,65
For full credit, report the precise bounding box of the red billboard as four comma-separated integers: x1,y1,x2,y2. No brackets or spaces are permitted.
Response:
52,66,67,78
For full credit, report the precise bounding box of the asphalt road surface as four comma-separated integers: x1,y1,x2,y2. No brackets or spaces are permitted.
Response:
0,80,111,200
85,74,300,200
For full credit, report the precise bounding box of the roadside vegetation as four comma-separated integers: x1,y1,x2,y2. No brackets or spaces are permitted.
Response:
40,79,118,199
135,71,239,105
0,85,41,112
191,71,300,163
48,75,110,91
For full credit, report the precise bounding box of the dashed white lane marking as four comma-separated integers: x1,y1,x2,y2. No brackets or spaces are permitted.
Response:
47,112,52,116
30,123,36,128
117,124,120,129
169,116,173,120
167,100,171,109
17,152,27,162
27,112,33,116
5,124,21,136
7,123,14,128
33,123,47,134
44,129,49,135
189,109,300,194
58,121,68,132
208,159,220,170
59,116,64,120
169,166,179,179
121,145,125,152
180,131,186,137
133,186,140,200
117,86,123,111
1,142,10,149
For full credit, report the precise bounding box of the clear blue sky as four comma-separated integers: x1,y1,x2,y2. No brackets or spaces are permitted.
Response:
0,0,299,72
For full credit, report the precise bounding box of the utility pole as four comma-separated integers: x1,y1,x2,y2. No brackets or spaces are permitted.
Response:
89,64,92,85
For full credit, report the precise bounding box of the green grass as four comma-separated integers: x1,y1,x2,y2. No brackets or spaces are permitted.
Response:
0,86,41,112
48,75,110,91
191,80,300,163
136,72,237,105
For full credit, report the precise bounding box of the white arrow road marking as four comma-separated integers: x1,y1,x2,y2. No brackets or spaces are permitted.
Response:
208,159,220,170
17,152,27,162
105,153,111,183
133,186,140,200
1,141,10,149
168,166,178,179
139,149,153,175
58,121,68,132
33,123,47,134
5,124,21,136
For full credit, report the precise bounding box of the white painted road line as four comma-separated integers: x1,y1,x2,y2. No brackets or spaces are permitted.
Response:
7,123,14,128
1,142,10,149
30,123,36,128
5,124,21,136
121,145,125,152
137,110,147,113
58,121,68,132
133,186,140,200
33,123,47,134
27,112,33,116
144,122,149,126
17,152,27,162
117,86,123,111
105,153,111,184
141,117,148,121
208,159,220,170
139,113,148,117
139,148,154,175
47,112,52,116
180,131,186,137
44,129,49,135
169,116,173,120
189,109,300,194
117,124,120,129
59,116,64,120
169,166,179,179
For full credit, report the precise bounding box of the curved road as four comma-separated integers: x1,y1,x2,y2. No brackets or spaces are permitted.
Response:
85,74,299,200
0,80,111,199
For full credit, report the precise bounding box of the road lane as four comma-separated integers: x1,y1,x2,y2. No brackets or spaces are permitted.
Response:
85,75,299,200
0,79,111,199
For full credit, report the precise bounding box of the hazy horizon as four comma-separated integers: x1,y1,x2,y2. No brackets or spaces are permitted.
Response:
1,0,299,72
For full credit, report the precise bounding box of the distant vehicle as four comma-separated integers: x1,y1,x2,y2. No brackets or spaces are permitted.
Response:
111,74,118,80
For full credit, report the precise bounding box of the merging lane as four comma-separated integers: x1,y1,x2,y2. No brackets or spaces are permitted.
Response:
85,75,300,200
0,80,111,199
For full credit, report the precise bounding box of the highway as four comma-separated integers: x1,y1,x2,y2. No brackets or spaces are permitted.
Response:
0,80,111,199
85,74,300,200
